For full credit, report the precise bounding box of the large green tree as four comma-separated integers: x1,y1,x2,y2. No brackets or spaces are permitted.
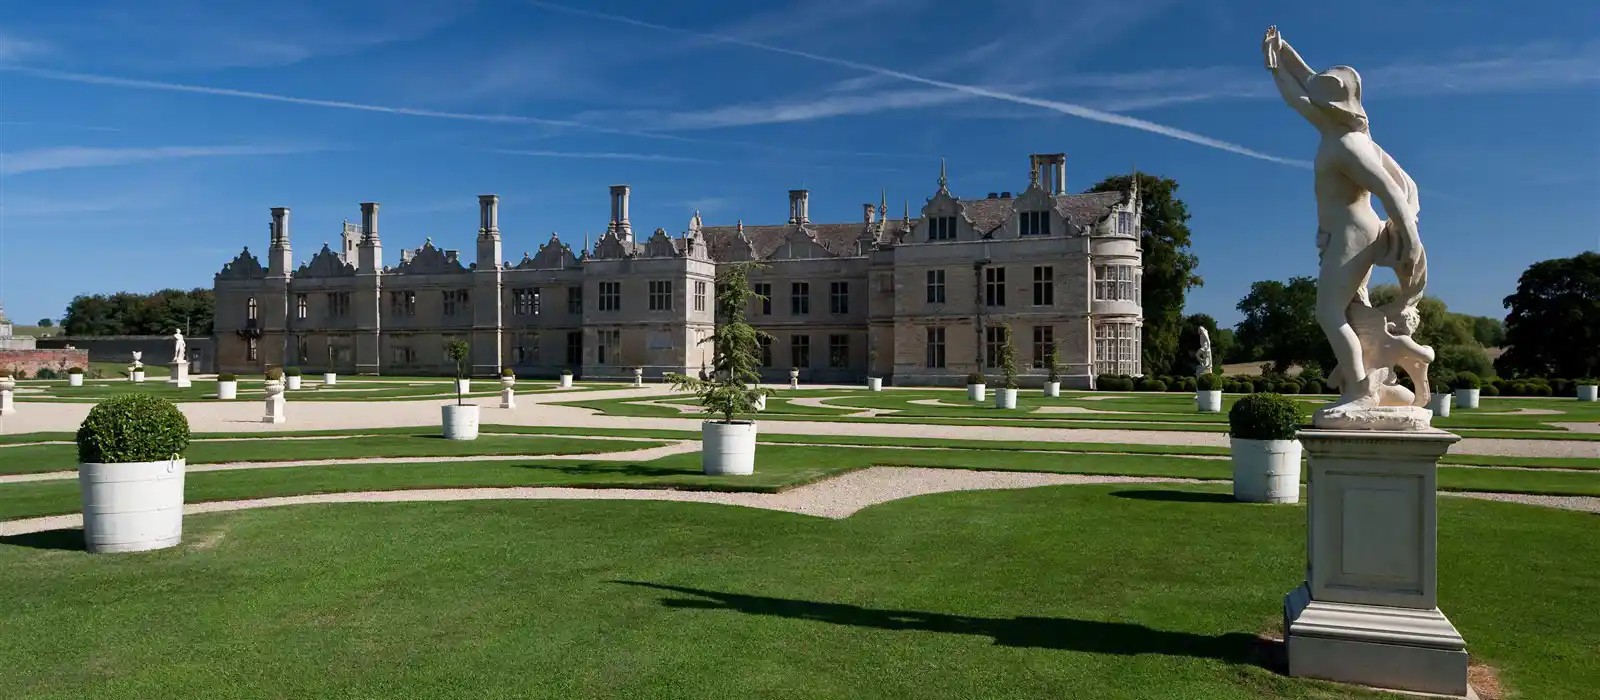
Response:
1370,285,1495,378
1088,173,1201,376
1496,252,1600,379
62,289,214,337
1233,276,1329,374
1173,313,1231,376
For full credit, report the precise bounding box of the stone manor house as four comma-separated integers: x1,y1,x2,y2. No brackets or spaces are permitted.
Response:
213,153,1144,387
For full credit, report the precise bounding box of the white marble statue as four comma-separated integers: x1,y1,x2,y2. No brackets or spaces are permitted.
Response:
172,330,186,364
1194,327,1213,378
131,351,143,370
1264,26,1433,430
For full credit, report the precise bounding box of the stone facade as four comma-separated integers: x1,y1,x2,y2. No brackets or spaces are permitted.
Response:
213,153,1144,386
0,349,89,377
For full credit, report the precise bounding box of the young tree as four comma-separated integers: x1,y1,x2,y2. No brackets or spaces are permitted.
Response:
1045,342,1061,383
666,263,773,423
1233,276,1329,373
1087,173,1202,376
1497,252,1600,378
445,338,470,406
997,324,1020,389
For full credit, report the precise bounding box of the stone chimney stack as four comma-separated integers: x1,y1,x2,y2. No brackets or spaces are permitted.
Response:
788,189,810,224
270,207,290,246
267,207,292,277
478,194,500,238
1029,153,1068,195
863,203,876,224
608,185,633,241
360,202,380,243
357,202,383,274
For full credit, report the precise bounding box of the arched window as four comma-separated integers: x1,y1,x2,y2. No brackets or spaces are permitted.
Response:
247,297,258,321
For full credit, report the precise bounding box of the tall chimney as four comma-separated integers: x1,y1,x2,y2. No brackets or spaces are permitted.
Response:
270,207,290,246
608,184,632,240
478,194,500,237
1054,153,1067,194
788,189,809,224
360,202,380,243
863,203,876,224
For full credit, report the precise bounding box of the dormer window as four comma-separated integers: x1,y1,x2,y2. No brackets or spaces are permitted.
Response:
1019,211,1050,236
1116,211,1135,236
927,216,957,241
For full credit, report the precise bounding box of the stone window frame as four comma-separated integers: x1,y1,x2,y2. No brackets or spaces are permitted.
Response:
598,281,622,312
753,283,773,316
827,334,850,368
513,288,540,316
596,329,621,365
1019,210,1051,237
1032,266,1054,306
984,267,1006,307
648,280,673,312
927,215,958,241
295,294,308,320
925,269,946,304
925,326,945,368
567,286,583,315
247,336,258,361
1094,264,1138,303
247,297,258,322
758,336,773,367
791,282,810,316
829,281,849,315
790,334,811,368
984,325,1006,368
693,280,708,313
1031,325,1054,368
1094,322,1141,376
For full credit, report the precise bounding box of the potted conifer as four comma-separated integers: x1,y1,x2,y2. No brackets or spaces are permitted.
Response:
1228,393,1305,504
1043,343,1061,398
68,366,85,387
1196,372,1223,413
666,262,772,476
994,325,1020,409
216,373,238,400
867,348,883,391
284,366,302,390
77,394,191,553
966,372,986,402
323,345,338,386
442,339,478,440
1453,372,1481,409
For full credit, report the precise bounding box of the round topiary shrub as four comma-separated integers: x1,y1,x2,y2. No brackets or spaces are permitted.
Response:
1197,373,1221,392
1481,383,1499,397
1138,379,1167,392
1533,384,1553,397
1238,381,1256,394
1509,381,1529,396
1550,378,1572,397
1301,378,1324,395
218,373,237,382
1179,377,1197,392
1279,380,1301,395
1228,393,1305,441
1455,372,1481,390
284,367,302,376
265,368,284,381
68,367,84,375
501,367,516,377
76,394,191,464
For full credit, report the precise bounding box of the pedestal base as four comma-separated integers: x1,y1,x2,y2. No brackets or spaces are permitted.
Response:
168,361,191,388
1285,583,1470,697
500,387,515,409
263,396,286,424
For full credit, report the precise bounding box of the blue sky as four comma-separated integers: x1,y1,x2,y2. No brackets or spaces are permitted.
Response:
0,0,1596,328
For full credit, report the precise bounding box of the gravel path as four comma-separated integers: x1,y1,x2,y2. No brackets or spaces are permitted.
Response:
1442,491,1600,514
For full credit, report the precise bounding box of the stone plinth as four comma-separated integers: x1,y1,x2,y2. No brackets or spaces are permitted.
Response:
1284,429,1469,697
169,361,191,388
0,380,15,415
500,386,515,409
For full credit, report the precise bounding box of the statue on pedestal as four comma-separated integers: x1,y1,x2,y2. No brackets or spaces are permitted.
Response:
172,330,187,365
131,351,143,370
1194,327,1213,378
1263,26,1433,431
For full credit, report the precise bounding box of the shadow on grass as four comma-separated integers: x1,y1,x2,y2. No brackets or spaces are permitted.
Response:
0,528,86,551
614,581,1272,667
1111,490,1236,504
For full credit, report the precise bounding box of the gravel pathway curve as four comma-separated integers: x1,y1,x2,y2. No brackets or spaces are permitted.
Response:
1442,491,1600,514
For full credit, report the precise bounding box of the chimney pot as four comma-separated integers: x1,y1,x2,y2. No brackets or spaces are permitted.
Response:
270,207,290,245
478,194,500,235
987,192,998,199
1001,192,1012,199
359,202,380,243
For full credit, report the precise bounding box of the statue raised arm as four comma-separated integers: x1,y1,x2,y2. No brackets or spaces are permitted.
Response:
1263,26,1434,430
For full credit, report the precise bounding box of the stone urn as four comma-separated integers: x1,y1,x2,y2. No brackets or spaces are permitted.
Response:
262,380,286,424
0,376,15,415
789,368,799,389
633,367,644,387
500,374,517,409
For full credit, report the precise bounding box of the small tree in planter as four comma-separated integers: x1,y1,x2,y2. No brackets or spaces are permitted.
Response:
866,348,883,391
1453,372,1482,409
67,366,86,387
443,339,478,440
994,325,1020,409
559,367,574,389
1228,393,1305,504
965,371,986,402
216,372,239,400
1196,372,1223,413
76,394,191,552
1043,343,1062,397
323,345,339,385
284,366,303,390
665,262,773,476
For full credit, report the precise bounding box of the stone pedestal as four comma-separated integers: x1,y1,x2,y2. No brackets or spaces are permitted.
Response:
0,381,15,416
168,361,191,388
263,382,286,424
500,386,515,409
1284,429,1470,698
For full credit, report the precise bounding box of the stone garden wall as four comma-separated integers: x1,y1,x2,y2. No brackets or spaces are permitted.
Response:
0,349,89,377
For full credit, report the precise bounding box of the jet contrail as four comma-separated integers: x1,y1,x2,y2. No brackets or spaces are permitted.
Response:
525,1,1309,168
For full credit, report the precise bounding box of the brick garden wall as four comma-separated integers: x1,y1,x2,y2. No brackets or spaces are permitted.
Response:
0,349,90,377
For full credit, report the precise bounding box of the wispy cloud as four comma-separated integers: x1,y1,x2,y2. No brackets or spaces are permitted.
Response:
584,89,976,131
0,31,50,63
524,1,1307,167
488,149,715,163
1,144,317,176
0,120,123,133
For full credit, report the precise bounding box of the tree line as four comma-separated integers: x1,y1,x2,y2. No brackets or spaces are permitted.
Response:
60,289,215,337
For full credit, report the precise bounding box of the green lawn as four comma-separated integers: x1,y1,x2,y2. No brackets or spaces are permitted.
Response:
0,485,1594,698
0,434,668,475
3,444,1596,522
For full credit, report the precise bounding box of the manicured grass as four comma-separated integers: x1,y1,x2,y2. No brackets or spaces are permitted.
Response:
1,487,1595,698
4,445,1596,521
0,435,668,475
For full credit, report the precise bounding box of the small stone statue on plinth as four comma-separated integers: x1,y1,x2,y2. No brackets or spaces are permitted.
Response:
1265,25,1469,698
0,372,15,416
168,330,191,387
263,378,286,424
1194,327,1213,378
633,367,644,387
500,373,516,409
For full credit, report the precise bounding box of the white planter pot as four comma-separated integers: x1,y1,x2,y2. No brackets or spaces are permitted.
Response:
68,373,84,386
967,384,986,402
286,375,302,390
131,370,145,383
79,458,186,553
1196,390,1223,413
323,373,338,386
1043,381,1060,398
1579,385,1598,402
217,380,238,400
455,378,472,394
702,420,757,476
994,387,1018,409
442,404,481,440
1427,391,1451,418
1453,388,1480,409
559,374,573,388
1230,437,1303,504
867,377,883,391
754,394,767,412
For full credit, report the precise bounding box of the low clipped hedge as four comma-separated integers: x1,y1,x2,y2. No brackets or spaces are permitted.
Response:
965,373,985,385
67,367,84,375
284,367,302,377
1228,393,1305,441
218,373,237,382
76,394,191,464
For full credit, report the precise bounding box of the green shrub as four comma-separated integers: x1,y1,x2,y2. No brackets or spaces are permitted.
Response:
1222,381,1241,393
1481,383,1499,397
1533,384,1553,397
1550,378,1572,397
1509,381,1529,396
76,394,191,464
68,366,84,375
1197,373,1220,391
1454,372,1481,389
1580,378,1599,387
1301,379,1324,395
561,368,573,376
0,368,11,379
36,368,59,380
966,372,985,385
218,373,237,382
1228,393,1305,441
1178,377,1197,392
265,368,284,381
1137,378,1167,392
502,367,516,377
1238,381,1256,394
284,367,302,376
1279,380,1301,395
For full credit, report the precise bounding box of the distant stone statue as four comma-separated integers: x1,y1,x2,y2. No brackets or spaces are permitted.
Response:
172,330,187,364
131,351,143,369
1194,327,1213,377
1264,26,1432,430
